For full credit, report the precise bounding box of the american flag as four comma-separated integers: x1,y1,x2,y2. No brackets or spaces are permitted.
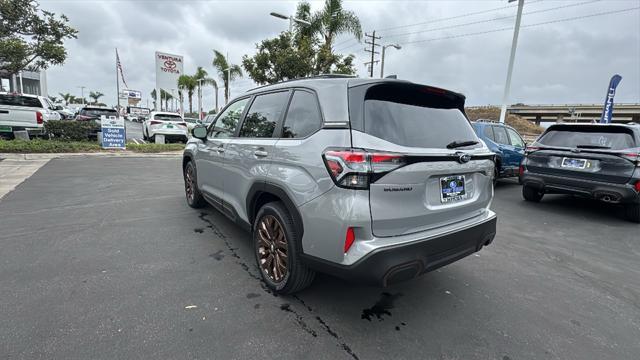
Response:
116,48,129,89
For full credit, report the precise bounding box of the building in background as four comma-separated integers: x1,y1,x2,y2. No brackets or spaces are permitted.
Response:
0,69,48,96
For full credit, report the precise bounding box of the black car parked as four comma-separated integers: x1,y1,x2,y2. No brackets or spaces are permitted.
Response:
75,107,118,138
520,123,640,223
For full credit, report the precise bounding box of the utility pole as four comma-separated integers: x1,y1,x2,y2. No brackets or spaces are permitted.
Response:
364,31,381,78
115,49,120,117
78,86,86,106
499,0,525,123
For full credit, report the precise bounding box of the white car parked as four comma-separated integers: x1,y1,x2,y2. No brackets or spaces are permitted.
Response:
142,111,188,142
0,92,61,137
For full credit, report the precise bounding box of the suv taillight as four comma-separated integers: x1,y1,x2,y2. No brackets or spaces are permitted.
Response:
36,111,43,124
149,120,163,126
525,146,539,155
322,148,405,189
621,153,640,166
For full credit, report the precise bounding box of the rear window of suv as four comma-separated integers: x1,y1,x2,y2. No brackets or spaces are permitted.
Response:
539,126,636,150
0,94,42,108
80,108,117,117
355,84,478,149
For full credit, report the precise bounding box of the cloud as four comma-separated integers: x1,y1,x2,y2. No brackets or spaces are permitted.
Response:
41,0,639,109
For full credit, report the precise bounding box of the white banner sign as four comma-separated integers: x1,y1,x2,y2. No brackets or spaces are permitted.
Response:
155,51,183,92
119,89,142,100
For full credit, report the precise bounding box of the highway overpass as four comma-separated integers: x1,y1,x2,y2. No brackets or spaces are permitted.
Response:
506,103,640,125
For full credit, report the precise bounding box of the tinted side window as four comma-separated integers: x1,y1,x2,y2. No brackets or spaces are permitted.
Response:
492,126,510,145
507,128,525,148
483,126,495,141
239,91,288,138
282,91,322,138
0,94,42,108
210,98,249,138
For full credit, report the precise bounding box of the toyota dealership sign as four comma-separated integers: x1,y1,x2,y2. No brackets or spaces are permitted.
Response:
155,51,183,97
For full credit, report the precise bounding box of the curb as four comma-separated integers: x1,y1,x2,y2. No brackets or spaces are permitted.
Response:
0,151,182,160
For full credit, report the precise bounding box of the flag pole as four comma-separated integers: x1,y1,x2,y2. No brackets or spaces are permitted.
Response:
116,48,121,117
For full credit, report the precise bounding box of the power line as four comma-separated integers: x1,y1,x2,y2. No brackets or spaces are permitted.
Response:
383,0,601,39
401,6,639,46
377,0,545,32
334,0,544,52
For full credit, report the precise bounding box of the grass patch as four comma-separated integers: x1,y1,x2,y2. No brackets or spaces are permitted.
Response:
0,139,184,153
125,143,185,153
0,139,101,153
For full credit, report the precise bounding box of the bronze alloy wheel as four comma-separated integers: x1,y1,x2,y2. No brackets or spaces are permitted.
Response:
185,164,195,203
257,215,288,283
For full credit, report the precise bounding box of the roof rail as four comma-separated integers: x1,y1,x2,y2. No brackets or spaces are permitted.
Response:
247,74,358,92
474,118,499,123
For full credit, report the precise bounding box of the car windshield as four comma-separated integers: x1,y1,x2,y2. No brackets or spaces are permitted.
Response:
154,114,182,121
0,94,42,108
538,127,636,150
361,85,478,149
184,118,198,123
80,109,117,117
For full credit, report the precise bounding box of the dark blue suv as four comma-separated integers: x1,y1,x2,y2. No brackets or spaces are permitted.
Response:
472,120,526,181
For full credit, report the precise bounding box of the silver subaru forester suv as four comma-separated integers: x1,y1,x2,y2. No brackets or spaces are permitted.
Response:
183,76,497,294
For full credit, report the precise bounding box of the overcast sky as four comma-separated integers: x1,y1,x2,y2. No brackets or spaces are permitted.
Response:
41,0,640,110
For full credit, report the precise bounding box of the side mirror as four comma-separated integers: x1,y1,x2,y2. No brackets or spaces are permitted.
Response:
192,125,208,140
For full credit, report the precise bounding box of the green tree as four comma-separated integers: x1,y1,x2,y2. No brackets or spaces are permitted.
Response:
177,74,196,113
89,91,104,105
193,66,217,114
58,92,73,105
48,95,57,103
242,0,359,85
212,50,242,104
151,89,173,111
0,0,78,75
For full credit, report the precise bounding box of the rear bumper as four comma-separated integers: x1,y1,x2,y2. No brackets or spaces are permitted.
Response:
302,214,497,286
522,172,640,204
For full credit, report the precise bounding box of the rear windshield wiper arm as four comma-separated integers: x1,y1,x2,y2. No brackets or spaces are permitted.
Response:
446,140,479,149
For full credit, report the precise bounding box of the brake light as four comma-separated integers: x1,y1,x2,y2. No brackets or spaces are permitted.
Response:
36,111,43,124
621,153,640,166
519,164,524,177
76,115,91,121
635,181,640,192
344,227,355,253
525,146,539,155
177,122,187,127
149,121,163,126
323,149,406,189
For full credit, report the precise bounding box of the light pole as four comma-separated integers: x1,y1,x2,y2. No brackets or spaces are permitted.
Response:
499,0,525,123
77,86,86,106
197,79,204,120
270,11,311,32
380,44,401,78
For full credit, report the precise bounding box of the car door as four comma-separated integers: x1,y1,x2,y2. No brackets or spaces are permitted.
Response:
196,98,250,208
492,125,520,175
506,127,526,168
223,90,290,223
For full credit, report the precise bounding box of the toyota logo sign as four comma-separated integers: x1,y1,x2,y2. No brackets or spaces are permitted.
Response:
164,60,176,69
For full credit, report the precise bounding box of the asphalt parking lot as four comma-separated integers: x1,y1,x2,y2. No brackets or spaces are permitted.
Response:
0,157,638,360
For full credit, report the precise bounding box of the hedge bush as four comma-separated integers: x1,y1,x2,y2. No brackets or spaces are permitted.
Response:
45,120,100,141
0,139,101,153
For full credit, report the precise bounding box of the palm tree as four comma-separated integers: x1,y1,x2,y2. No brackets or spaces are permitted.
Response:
150,89,174,111
89,91,104,105
48,95,58,103
193,66,218,115
212,50,242,104
177,74,197,113
59,92,74,105
309,0,362,73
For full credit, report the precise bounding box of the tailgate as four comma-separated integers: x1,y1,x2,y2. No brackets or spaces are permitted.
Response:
526,149,636,184
0,107,40,128
368,156,494,237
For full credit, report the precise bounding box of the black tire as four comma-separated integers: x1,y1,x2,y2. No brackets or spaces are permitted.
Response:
625,203,640,223
183,161,206,208
493,167,499,186
522,185,544,202
253,202,315,294
142,126,148,141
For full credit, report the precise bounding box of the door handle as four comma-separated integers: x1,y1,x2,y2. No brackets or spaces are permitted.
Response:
254,150,268,157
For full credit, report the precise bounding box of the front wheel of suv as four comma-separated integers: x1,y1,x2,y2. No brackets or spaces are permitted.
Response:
183,161,206,208
522,185,544,202
625,203,640,223
253,202,315,294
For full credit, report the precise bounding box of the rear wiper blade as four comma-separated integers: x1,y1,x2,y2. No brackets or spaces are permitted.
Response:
575,144,611,149
446,140,479,149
